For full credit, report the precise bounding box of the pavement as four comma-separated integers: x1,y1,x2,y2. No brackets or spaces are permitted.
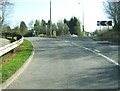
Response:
4,37,120,89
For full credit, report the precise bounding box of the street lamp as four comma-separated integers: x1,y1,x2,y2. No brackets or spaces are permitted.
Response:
50,0,52,37
78,3,84,32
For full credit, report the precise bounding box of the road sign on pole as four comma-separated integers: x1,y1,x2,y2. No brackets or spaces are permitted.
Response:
97,21,112,31
107,21,112,26
97,21,112,26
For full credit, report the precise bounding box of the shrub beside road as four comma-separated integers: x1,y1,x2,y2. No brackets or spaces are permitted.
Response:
1,39,33,83
92,31,120,43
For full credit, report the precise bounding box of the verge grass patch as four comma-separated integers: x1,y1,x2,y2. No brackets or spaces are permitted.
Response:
1,39,33,83
92,31,120,43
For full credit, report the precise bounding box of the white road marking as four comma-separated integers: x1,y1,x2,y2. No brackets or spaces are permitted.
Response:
97,53,119,66
71,42,120,67
94,49,100,52
109,45,118,48
65,41,70,43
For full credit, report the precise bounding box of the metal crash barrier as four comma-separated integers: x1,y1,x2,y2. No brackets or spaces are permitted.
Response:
0,33,23,57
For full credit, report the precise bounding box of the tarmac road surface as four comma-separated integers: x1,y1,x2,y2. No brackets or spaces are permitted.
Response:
6,37,120,89
0,38,10,47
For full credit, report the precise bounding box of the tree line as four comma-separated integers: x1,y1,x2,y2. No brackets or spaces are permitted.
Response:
1,17,84,37
1,0,119,38
0,0,84,37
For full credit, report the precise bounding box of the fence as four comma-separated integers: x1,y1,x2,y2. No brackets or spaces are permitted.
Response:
0,33,23,57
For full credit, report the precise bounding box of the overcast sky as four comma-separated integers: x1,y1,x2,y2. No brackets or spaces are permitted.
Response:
8,0,110,32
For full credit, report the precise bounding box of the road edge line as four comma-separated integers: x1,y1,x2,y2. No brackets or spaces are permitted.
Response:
70,41,120,67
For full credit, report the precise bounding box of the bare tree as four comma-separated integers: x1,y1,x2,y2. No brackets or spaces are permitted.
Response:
0,0,13,27
104,1,120,31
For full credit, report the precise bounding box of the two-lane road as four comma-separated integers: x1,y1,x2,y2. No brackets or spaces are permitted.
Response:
58,36,119,65
6,37,119,89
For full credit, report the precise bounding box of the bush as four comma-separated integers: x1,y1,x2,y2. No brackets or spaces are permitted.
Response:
95,31,120,42
24,31,33,37
38,34,45,37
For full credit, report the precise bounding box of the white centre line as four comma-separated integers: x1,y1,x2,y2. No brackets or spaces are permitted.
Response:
71,42,120,67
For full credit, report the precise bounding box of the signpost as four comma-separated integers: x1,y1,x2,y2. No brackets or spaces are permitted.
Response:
97,21,112,31
97,21,112,26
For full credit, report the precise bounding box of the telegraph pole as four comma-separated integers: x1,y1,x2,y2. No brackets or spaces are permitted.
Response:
50,0,52,37
78,3,84,32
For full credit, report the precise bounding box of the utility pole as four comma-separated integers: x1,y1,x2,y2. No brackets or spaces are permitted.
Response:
79,3,84,32
50,0,52,37
82,4,84,32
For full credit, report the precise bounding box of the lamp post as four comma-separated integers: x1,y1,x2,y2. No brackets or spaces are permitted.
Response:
50,0,52,37
79,3,84,32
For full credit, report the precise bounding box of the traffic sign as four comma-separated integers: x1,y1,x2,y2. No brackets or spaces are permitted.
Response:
107,21,112,26
97,21,112,26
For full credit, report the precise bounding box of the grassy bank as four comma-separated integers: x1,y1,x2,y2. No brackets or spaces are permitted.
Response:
92,31,120,43
2,39,33,83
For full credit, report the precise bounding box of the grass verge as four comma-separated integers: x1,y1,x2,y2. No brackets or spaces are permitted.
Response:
1,39,33,83
92,31,120,43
